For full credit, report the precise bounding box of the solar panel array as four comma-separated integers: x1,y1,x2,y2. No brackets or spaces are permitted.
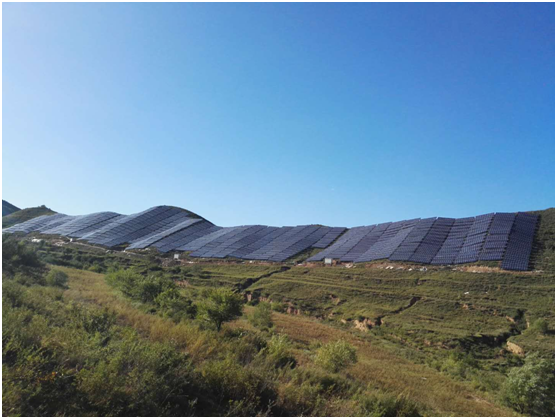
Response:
431,217,474,265
501,213,538,271
307,212,539,270
2,207,538,269
2,206,346,262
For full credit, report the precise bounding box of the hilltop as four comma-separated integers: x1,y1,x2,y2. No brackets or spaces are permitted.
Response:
2,205,56,228
2,200,20,216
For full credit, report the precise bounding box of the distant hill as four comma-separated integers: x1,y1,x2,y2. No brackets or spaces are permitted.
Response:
2,200,20,216
2,205,57,228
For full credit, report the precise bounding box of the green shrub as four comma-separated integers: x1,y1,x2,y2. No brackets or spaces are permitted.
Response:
77,330,196,416
201,355,276,414
2,236,43,275
46,269,69,288
228,331,266,365
88,263,103,273
440,351,478,379
105,269,143,298
105,269,176,304
2,281,25,307
197,288,244,331
500,352,555,416
154,288,196,320
314,340,357,373
530,318,550,334
135,275,175,303
248,302,273,330
358,392,422,417
264,334,296,368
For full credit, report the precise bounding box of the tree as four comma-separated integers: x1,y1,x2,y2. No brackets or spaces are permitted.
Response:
197,288,244,331
500,352,555,416
314,339,357,373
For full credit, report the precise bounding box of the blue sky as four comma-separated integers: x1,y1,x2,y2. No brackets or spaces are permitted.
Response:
2,2,555,227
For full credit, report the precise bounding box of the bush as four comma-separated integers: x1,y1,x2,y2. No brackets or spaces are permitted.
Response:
106,269,176,304
265,334,296,368
105,269,143,298
77,331,196,416
46,269,69,288
314,340,357,373
88,263,103,273
154,288,196,320
2,236,43,274
200,355,276,415
500,352,555,416
358,392,422,417
135,275,175,303
440,351,478,379
197,288,244,331
530,318,549,334
248,302,273,330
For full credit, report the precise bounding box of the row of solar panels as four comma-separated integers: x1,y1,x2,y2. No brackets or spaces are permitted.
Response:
2,206,346,262
2,206,538,269
307,212,538,271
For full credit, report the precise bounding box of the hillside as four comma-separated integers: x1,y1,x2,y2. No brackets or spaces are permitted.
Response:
2,199,20,216
2,219,554,416
2,205,56,228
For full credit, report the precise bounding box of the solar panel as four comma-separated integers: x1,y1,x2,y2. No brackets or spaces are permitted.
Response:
501,213,538,271
389,218,436,261
357,219,419,262
312,227,347,248
453,213,494,264
478,213,516,261
2,207,539,269
408,218,454,264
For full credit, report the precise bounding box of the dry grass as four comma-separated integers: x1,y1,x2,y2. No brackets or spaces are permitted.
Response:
60,266,220,363
268,311,515,417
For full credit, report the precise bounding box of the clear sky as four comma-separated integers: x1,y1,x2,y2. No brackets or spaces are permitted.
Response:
2,2,555,227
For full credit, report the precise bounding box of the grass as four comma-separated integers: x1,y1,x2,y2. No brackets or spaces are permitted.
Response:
247,265,554,346
57,265,517,416
4,207,553,416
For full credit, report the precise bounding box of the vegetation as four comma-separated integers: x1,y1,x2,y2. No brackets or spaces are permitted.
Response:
247,301,274,330
45,269,68,288
500,353,555,416
2,207,554,417
2,204,56,228
314,340,358,373
197,288,244,331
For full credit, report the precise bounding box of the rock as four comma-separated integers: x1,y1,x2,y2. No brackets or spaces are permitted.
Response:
506,341,525,356
353,318,377,331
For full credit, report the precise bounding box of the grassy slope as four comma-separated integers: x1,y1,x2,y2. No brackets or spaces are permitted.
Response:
248,208,555,329
2,205,56,228
5,208,553,415
59,266,513,416
2,200,20,216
